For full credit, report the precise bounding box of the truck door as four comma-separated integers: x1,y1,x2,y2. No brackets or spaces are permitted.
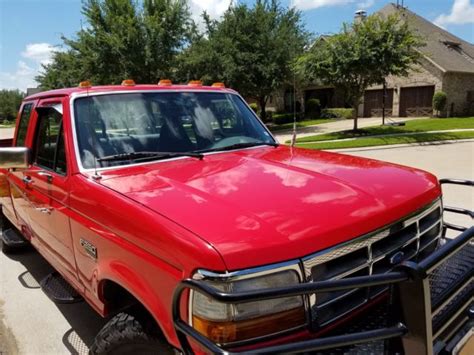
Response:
21,100,79,283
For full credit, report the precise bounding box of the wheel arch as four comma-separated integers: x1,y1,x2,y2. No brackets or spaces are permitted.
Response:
96,269,176,346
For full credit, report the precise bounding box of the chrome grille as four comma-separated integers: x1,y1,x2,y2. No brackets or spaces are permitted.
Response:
303,200,443,328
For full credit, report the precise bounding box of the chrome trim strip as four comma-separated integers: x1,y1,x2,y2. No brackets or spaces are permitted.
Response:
69,90,277,174
328,262,369,281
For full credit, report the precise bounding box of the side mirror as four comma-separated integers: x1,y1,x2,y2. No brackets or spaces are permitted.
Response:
0,147,30,169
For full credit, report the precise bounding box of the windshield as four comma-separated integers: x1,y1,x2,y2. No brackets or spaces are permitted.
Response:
74,92,275,169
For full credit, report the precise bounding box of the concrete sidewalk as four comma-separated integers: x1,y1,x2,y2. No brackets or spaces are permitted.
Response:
272,116,428,143
296,128,474,144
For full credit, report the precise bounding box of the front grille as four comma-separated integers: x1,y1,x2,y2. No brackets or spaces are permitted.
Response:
303,200,443,329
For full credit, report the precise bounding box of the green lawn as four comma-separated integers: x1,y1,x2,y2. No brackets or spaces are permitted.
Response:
296,131,474,150
268,118,338,132
294,117,474,143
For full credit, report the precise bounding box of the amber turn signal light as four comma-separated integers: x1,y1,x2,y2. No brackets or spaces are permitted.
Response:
158,79,172,86
192,307,306,344
121,79,136,86
188,80,202,87
78,81,92,88
211,82,225,88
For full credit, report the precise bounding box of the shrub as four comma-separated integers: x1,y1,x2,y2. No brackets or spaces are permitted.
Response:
305,98,320,117
249,103,258,113
273,113,302,125
432,91,447,117
321,108,354,120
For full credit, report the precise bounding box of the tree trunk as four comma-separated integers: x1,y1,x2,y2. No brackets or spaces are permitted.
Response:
352,103,358,131
259,96,267,122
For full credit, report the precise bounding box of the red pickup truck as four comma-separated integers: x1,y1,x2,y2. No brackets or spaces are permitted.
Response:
0,81,472,354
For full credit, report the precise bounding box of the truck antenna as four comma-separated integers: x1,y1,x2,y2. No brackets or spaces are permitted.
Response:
290,48,298,147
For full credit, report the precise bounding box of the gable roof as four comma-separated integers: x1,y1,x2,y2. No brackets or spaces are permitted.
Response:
378,3,474,74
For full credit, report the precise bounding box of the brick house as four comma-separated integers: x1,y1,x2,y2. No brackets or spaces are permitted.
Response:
272,3,474,118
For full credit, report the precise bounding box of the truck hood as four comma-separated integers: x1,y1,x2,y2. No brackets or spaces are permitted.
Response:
97,146,440,270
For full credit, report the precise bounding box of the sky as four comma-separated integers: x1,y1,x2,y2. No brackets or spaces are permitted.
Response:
1,0,473,91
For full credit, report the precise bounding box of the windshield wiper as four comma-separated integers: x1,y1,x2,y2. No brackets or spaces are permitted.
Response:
97,151,204,163
198,141,279,153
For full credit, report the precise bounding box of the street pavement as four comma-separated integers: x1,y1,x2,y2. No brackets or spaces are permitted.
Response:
0,140,472,354
340,140,474,238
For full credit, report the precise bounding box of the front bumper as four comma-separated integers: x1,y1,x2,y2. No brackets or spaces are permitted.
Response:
173,179,474,354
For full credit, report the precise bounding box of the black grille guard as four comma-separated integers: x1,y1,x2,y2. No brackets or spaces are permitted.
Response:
172,179,474,354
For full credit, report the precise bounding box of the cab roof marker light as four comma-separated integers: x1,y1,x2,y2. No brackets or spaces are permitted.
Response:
188,80,203,87
211,82,225,88
121,79,136,86
158,79,172,86
79,81,92,88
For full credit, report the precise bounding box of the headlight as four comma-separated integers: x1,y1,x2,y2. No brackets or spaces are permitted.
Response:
190,267,306,344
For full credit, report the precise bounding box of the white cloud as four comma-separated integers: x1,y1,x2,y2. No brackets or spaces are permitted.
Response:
188,0,232,28
1,42,58,91
0,61,36,91
357,0,375,10
434,0,474,27
291,0,354,11
21,42,56,66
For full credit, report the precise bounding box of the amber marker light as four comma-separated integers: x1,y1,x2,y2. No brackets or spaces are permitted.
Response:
78,81,92,88
193,307,306,344
188,80,203,87
211,82,225,88
158,79,172,86
121,79,136,86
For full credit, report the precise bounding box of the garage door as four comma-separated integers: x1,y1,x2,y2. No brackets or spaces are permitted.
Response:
363,89,394,117
399,86,435,117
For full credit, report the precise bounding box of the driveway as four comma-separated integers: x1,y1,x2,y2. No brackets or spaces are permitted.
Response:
0,140,472,354
0,128,14,140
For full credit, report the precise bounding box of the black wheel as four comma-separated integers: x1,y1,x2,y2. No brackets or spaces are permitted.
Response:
89,312,174,355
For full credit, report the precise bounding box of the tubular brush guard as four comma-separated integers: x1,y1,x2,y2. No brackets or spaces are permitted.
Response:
173,179,474,355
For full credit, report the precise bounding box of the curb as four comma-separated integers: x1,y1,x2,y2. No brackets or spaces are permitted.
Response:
329,138,474,153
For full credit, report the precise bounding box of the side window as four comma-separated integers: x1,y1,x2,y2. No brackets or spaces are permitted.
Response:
16,103,33,146
34,107,67,175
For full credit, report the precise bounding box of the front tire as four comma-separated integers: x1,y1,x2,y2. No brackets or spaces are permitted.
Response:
89,312,174,355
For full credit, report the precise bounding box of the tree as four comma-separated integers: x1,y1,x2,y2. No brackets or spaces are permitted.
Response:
178,0,309,121
0,90,25,122
432,91,447,117
37,0,194,89
296,14,424,130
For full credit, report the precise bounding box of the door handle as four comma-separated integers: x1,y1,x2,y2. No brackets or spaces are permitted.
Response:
22,176,33,185
38,171,53,183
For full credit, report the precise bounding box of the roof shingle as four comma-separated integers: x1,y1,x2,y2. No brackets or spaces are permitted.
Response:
378,3,474,74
